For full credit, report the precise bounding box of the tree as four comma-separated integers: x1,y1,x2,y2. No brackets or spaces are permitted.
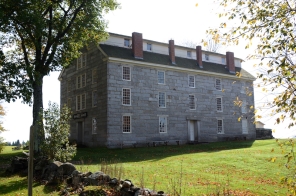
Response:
0,0,118,151
202,35,222,52
207,0,296,127
0,104,6,153
39,102,76,162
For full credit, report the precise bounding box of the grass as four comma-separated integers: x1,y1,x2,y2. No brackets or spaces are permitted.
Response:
0,140,292,195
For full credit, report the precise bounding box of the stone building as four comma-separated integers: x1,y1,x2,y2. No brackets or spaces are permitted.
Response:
59,32,256,147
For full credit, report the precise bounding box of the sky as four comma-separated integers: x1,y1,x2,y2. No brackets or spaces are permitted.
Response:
1,0,294,143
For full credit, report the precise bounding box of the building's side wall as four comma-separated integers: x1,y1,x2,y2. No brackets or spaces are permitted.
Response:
60,44,108,146
106,62,255,145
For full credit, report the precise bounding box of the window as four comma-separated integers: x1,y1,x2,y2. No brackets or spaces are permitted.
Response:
216,97,223,112
76,93,86,111
205,54,209,61
189,95,195,110
92,90,97,107
215,79,222,90
159,116,167,133
92,118,97,134
158,92,166,108
147,43,152,51
241,100,247,113
158,71,165,84
76,73,86,89
221,57,226,64
241,82,246,94
242,119,248,134
122,88,131,106
187,51,192,58
124,39,130,47
67,80,71,92
188,75,195,88
122,115,131,133
122,66,131,81
77,53,87,69
92,68,97,84
217,119,224,134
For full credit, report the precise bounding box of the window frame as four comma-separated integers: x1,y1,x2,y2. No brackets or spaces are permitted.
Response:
189,94,196,110
92,118,97,134
122,88,131,106
122,66,131,81
76,73,86,89
221,57,226,64
216,97,223,112
77,53,87,70
217,119,224,134
157,71,165,84
147,43,152,51
92,68,97,84
92,90,97,107
205,54,209,61
122,115,131,133
188,75,195,88
124,39,130,47
76,93,86,111
187,51,192,58
159,116,168,133
215,78,222,91
242,119,248,134
158,92,166,108
241,100,247,113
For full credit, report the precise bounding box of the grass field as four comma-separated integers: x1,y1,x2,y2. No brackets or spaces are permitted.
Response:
0,139,292,195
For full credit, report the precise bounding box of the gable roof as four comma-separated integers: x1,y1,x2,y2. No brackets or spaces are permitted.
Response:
99,44,255,80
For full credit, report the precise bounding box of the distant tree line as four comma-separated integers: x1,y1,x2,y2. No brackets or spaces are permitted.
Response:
6,140,29,147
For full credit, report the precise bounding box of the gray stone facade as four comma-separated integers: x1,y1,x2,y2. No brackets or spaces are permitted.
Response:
59,33,256,147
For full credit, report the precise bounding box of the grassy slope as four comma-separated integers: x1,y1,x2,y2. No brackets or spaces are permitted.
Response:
0,140,291,195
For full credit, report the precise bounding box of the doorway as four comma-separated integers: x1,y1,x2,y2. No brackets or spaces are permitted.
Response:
188,120,199,142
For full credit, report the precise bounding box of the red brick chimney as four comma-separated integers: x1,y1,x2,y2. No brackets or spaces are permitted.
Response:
196,46,203,68
226,52,235,74
132,32,143,59
168,40,176,64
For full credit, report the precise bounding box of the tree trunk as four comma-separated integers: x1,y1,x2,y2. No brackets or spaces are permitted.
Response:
32,74,44,153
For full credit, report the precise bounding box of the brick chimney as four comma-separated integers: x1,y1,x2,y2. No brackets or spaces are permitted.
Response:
196,46,203,68
132,32,143,59
226,52,235,74
168,40,176,64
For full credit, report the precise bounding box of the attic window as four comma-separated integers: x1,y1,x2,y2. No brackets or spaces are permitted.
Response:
205,54,209,61
124,39,130,47
147,43,152,51
187,51,192,58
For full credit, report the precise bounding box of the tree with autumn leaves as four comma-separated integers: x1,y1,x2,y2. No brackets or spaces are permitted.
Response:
0,0,118,152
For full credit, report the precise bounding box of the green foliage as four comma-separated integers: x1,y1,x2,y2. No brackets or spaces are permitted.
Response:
0,104,6,153
39,102,76,162
207,0,296,126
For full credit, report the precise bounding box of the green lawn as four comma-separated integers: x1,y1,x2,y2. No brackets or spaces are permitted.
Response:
0,140,291,195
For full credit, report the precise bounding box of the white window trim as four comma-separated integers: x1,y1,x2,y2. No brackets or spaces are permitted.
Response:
241,82,246,94
216,97,223,112
205,54,209,61
159,116,168,133
241,100,247,114
189,94,196,110
76,73,86,89
215,78,222,91
147,43,152,51
217,119,224,134
122,66,131,81
157,71,165,84
158,92,166,108
92,118,97,134
188,75,195,88
92,90,97,108
242,119,248,134
122,115,131,133
187,51,192,58
76,93,86,111
77,53,87,70
221,57,226,64
122,88,131,106
124,39,130,47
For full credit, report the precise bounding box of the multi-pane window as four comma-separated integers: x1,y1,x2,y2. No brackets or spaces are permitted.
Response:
241,82,246,94
158,92,166,108
216,97,222,112
122,66,131,81
187,51,192,58
158,71,165,84
92,90,97,107
242,119,248,134
205,54,209,61
159,116,167,133
76,73,86,89
241,100,247,113
221,57,226,64
124,39,130,47
215,79,222,90
122,115,131,133
77,53,87,69
92,68,97,84
76,93,86,111
217,119,223,134
122,88,131,105
147,43,152,51
188,75,195,88
189,95,195,110
92,118,97,134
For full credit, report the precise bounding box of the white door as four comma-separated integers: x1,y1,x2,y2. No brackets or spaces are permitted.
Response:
189,121,195,141
242,119,248,134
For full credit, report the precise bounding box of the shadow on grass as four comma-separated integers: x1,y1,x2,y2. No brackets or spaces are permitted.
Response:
0,177,40,195
73,140,258,165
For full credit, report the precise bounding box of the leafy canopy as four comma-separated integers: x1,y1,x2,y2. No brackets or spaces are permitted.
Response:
207,0,296,127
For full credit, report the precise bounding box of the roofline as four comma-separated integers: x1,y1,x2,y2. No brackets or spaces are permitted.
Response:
108,57,256,81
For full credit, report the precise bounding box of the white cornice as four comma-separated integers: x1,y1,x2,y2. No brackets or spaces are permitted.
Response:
108,57,256,81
